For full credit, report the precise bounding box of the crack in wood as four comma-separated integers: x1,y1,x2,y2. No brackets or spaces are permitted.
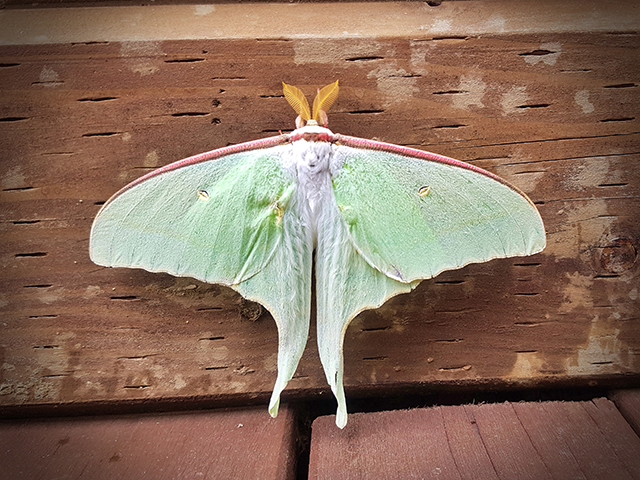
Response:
345,56,384,62
349,109,385,114
82,132,121,137
433,90,469,95
360,326,390,332
118,354,159,360
431,35,468,41
31,81,64,86
433,124,467,129
12,219,41,224
603,83,637,89
0,117,29,122
24,284,53,288
3,186,36,192
199,336,225,341
363,356,389,361
15,252,47,257
599,117,635,123
78,96,117,102
204,366,228,370
519,49,556,56
71,41,108,45
110,295,138,301
517,104,551,109
171,112,209,117
164,58,205,63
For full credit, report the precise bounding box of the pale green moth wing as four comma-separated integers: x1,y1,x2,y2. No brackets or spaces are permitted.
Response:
91,141,292,285
331,139,546,283
90,138,314,418
317,138,545,427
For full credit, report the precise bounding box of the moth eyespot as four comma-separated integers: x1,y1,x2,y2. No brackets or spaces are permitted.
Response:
418,186,431,197
197,190,210,201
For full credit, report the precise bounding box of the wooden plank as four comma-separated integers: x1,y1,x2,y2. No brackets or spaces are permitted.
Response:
309,400,640,479
583,397,640,478
610,389,640,436
1,1,638,45
0,405,296,480
308,408,462,480
0,0,639,414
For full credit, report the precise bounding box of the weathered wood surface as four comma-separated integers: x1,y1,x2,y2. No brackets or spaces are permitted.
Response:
0,405,296,480
308,398,640,480
0,1,638,413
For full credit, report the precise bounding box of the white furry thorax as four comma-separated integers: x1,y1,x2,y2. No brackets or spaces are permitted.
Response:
280,125,344,241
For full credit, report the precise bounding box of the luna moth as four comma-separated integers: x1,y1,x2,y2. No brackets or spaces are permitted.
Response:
90,81,545,428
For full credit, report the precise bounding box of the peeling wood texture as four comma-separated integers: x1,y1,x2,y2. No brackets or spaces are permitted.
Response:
308,398,640,480
0,0,639,415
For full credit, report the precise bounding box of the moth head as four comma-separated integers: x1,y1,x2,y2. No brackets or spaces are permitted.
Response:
283,81,339,128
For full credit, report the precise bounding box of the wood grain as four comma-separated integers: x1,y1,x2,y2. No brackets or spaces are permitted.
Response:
309,399,640,479
0,1,638,414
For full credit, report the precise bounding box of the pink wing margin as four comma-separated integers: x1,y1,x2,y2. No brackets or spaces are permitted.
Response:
333,134,537,208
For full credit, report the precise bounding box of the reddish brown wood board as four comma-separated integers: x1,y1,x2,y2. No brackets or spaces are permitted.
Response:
0,1,639,414
611,389,640,437
308,399,640,480
0,405,296,480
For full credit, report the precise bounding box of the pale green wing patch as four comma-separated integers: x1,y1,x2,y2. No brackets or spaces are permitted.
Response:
331,145,546,283
90,146,294,286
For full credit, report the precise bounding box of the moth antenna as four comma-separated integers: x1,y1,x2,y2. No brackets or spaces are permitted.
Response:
282,82,311,124
312,80,339,125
